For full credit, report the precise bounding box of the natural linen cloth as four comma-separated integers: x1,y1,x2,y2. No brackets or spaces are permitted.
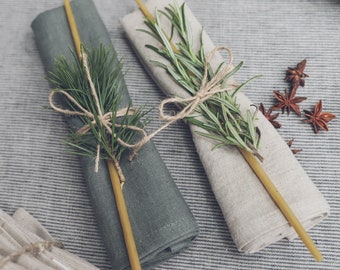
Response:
31,0,199,269
121,0,330,253
0,208,99,270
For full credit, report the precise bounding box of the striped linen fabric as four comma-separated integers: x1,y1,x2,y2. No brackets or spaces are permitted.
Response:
0,0,339,269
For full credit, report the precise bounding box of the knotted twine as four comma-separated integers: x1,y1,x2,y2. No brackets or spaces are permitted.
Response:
49,47,235,179
49,52,147,183
0,241,64,268
130,46,236,157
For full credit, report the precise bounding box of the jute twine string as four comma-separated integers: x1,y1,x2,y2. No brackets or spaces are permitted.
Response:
130,46,235,158
50,47,234,176
0,241,64,268
49,51,147,181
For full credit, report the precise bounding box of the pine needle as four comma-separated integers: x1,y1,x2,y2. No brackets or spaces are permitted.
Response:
48,45,148,161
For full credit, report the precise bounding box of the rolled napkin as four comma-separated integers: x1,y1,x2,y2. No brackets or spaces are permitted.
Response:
0,208,100,270
31,0,199,269
122,0,330,253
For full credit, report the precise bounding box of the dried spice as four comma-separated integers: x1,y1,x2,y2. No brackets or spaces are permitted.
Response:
272,89,307,115
303,100,336,133
272,59,308,116
286,59,309,89
264,60,335,137
259,103,281,128
287,139,302,155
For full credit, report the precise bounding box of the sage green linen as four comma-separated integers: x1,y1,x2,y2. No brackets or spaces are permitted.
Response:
31,0,199,269
121,0,330,254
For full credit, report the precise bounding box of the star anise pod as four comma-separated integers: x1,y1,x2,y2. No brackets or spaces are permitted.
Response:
272,89,307,115
259,103,281,128
286,59,309,88
303,100,336,133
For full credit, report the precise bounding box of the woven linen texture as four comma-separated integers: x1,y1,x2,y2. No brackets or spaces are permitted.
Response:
1,0,339,269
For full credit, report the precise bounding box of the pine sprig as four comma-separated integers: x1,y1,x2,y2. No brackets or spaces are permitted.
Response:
48,45,148,161
141,2,261,159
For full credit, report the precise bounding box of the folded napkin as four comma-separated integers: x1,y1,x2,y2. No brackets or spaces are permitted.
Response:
31,0,199,269
122,0,330,253
0,208,99,270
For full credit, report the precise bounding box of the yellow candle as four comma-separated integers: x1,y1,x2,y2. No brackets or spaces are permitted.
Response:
239,149,323,262
135,0,155,23
64,0,81,58
135,0,178,54
107,159,142,270
63,1,142,269
135,0,323,262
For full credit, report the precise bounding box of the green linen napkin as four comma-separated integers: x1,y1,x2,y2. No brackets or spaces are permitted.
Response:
31,0,199,269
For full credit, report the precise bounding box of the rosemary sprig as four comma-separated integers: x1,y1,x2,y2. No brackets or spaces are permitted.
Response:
48,45,148,162
140,1,262,159
135,1,323,261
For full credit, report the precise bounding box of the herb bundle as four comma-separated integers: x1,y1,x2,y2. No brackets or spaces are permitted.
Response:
140,1,262,161
48,45,147,170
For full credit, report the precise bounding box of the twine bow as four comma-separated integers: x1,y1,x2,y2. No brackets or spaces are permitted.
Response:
50,47,235,171
131,46,236,157
49,52,147,176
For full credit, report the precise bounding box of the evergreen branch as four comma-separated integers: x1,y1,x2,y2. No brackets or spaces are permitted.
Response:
48,44,148,161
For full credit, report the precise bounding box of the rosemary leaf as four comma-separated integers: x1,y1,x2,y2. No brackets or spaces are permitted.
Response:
142,1,261,158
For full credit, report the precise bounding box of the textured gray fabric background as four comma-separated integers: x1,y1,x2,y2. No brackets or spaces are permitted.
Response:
0,0,339,269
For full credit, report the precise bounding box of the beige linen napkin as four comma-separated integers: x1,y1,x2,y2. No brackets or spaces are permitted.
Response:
121,0,330,253
0,208,99,270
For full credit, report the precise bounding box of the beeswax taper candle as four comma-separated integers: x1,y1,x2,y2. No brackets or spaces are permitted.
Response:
63,1,142,269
